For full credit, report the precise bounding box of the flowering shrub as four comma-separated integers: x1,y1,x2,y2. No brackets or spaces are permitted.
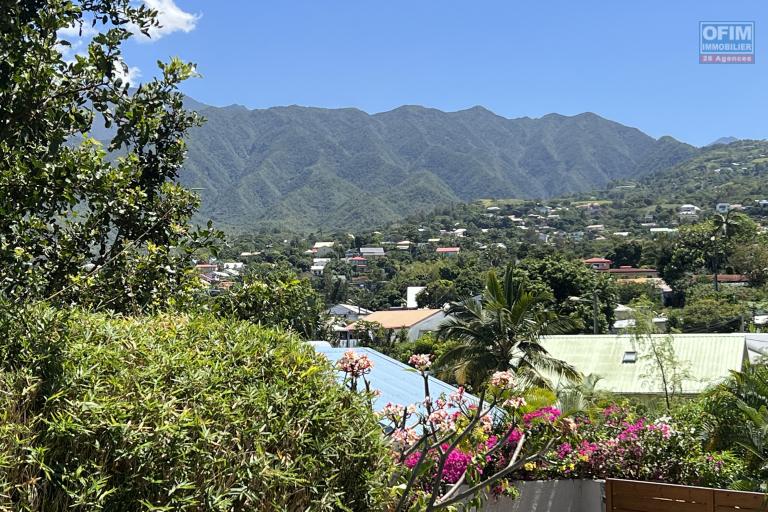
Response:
528,405,745,488
333,349,746,510
346,352,561,511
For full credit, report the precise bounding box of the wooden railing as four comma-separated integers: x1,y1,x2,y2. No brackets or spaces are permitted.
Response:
606,478,767,512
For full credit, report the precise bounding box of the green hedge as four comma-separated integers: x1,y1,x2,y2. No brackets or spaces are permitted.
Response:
0,307,392,511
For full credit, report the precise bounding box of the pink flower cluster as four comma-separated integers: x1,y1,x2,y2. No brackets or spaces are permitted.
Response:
408,353,432,371
617,418,673,442
489,370,516,389
448,386,467,406
336,350,374,377
428,409,456,432
378,402,405,421
523,406,561,425
391,427,419,447
503,396,527,409
404,444,472,484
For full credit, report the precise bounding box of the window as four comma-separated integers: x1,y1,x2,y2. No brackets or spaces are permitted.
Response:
622,351,637,364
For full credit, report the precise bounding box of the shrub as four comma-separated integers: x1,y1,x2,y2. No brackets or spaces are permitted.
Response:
0,306,392,511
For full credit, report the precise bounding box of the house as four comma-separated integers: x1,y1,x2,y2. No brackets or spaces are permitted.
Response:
436,247,460,256
715,203,731,214
583,257,612,270
649,227,678,236
396,240,413,250
746,334,768,362
711,274,751,286
611,309,669,333
327,303,373,322
360,247,386,258
195,263,218,274
222,262,245,271
540,334,747,395
348,309,446,342
586,224,605,232
312,241,336,257
606,266,659,279
406,286,426,309
311,257,331,276
678,204,701,215
348,256,367,267
313,346,476,410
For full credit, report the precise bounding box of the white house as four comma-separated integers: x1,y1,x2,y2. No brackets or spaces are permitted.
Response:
360,247,385,258
679,204,701,215
327,303,373,322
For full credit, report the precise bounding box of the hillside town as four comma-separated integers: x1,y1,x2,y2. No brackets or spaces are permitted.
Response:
3,2,768,511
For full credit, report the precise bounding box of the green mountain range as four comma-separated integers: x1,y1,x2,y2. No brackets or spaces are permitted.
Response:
176,99,698,231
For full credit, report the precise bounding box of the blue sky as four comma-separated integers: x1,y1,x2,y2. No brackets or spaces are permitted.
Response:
120,0,766,146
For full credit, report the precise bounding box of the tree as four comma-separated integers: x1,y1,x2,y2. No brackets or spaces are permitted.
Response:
607,240,643,268
514,256,618,334
630,303,691,412
417,279,458,308
436,266,579,390
668,295,748,333
0,1,220,312
214,269,328,339
730,242,768,286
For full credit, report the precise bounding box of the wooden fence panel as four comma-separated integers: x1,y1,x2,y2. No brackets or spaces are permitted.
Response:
607,479,767,512
715,490,768,512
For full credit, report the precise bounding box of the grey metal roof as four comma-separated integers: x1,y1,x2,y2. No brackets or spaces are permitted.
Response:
540,334,747,395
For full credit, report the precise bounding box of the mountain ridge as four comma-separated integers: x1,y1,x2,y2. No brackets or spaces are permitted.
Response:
171,98,698,231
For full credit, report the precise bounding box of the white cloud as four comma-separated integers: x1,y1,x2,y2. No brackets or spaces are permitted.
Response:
113,60,142,86
139,0,200,41
58,22,98,39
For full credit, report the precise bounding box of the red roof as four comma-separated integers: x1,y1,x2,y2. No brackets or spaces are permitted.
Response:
350,256,367,261
583,257,612,263
607,267,658,274
714,274,750,283
436,247,460,253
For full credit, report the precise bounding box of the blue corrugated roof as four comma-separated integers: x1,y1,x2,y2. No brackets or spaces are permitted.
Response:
313,346,476,409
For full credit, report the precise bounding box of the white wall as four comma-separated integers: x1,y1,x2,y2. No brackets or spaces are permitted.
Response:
407,312,447,341
484,480,605,512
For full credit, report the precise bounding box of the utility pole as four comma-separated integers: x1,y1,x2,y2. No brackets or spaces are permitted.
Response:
592,289,599,334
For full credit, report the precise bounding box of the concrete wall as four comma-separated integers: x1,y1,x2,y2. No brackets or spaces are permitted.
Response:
484,480,605,512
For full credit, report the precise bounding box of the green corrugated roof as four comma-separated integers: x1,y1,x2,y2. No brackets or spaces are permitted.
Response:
540,334,747,394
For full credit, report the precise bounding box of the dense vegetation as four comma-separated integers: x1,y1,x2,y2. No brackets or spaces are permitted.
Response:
0,306,391,510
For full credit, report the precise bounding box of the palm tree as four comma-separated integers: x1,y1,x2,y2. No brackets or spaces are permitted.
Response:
435,266,580,390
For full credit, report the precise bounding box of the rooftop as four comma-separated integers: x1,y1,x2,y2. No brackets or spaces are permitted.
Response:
540,334,747,395
350,309,443,329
